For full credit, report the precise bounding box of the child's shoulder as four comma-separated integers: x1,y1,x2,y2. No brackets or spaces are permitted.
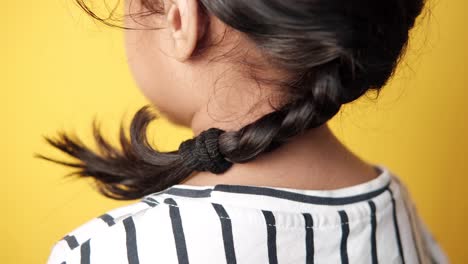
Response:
46,195,163,264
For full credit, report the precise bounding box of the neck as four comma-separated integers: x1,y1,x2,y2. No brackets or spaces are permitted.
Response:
181,122,379,190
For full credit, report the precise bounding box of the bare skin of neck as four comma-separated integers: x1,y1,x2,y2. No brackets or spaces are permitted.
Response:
181,121,379,190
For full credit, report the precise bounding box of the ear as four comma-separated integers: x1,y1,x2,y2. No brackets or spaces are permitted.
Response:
166,0,203,61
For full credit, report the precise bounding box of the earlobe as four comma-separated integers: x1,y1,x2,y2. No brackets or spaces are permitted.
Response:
166,0,201,61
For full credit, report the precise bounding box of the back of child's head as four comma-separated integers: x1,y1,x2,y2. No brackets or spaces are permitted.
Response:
38,0,427,200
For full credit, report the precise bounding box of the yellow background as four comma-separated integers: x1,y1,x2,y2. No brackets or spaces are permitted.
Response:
2,0,467,263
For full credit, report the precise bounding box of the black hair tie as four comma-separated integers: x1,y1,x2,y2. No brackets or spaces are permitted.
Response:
178,127,233,174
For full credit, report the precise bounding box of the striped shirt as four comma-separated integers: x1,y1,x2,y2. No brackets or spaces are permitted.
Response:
47,164,449,264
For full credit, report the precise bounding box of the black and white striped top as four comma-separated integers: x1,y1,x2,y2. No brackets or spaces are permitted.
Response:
47,164,449,264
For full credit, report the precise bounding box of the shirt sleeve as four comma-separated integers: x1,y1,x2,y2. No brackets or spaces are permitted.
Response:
417,212,451,264
47,240,70,264
395,176,450,264
45,198,162,264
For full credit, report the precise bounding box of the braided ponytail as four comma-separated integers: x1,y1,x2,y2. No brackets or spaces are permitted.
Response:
39,0,426,200
37,61,343,200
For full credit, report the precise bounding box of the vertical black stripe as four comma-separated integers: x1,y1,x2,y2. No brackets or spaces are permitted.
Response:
80,239,90,264
302,213,315,264
212,203,237,264
388,189,406,264
368,200,378,264
338,210,350,264
63,235,79,250
262,210,278,264
123,217,140,264
165,198,189,264
99,214,115,226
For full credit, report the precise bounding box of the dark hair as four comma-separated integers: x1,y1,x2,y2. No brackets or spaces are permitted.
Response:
37,0,427,200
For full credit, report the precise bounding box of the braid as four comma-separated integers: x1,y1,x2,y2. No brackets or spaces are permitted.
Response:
219,62,343,163
36,63,343,200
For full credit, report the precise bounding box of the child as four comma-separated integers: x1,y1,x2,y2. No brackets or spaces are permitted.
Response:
42,0,449,263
